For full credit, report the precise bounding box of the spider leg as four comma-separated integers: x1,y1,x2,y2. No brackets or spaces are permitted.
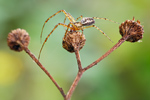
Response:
64,23,71,38
63,16,67,24
81,29,83,35
40,10,76,43
63,16,67,30
93,17,120,24
83,25,113,42
76,15,83,21
79,29,84,41
64,13,76,28
67,13,76,22
63,13,76,30
64,22,80,38
38,23,72,60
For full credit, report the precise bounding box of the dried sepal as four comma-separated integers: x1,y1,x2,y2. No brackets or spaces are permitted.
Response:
7,28,30,52
62,31,86,52
119,17,144,42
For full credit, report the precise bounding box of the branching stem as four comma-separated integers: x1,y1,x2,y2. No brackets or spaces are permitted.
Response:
65,49,83,100
65,35,130,100
83,35,129,72
19,35,130,100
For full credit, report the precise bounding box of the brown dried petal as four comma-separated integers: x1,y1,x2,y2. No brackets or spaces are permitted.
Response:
7,28,30,51
119,18,144,42
62,31,86,52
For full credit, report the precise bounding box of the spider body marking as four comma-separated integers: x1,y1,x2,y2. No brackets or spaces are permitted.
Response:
71,17,95,29
81,17,95,26
38,10,119,60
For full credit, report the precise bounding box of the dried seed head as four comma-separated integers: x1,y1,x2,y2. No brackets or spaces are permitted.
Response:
119,17,144,42
62,31,86,52
7,28,30,52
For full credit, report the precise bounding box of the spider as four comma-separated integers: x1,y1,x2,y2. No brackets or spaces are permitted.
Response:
38,10,119,59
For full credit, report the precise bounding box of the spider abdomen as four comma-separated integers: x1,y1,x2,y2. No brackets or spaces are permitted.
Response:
81,17,95,26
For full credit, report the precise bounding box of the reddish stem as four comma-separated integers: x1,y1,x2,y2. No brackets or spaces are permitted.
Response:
75,48,82,71
66,71,83,100
83,35,129,72
65,49,83,100
65,35,129,100
22,35,129,100
23,46,66,98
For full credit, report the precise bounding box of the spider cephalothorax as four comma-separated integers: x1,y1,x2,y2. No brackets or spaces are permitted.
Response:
73,22,83,28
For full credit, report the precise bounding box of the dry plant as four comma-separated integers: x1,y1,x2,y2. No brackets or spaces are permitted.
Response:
7,17,144,100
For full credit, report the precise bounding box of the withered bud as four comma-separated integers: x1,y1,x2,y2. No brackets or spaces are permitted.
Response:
7,28,30,52
119,17,144,42
62,31,86,52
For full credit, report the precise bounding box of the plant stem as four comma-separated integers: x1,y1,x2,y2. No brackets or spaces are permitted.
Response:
65,35,130,100
23,46,66,98
65,49,83,100
75,48,82,71
66,71,83,100
83,35,129,72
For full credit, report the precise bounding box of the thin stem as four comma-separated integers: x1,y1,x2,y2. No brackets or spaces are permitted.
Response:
65,49,83,100
65,35,129,100
66,71,83,100
22,45,66,98
75,48,82,71
20,34,129,100
83,35,130,72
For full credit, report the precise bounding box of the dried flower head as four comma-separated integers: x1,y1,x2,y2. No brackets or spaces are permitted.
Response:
119,17,144,42
62,31,86,52
7,28,30,52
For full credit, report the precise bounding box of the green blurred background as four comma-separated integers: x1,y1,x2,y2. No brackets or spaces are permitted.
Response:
0,0,150,100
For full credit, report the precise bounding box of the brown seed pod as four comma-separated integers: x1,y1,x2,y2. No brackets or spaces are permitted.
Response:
62,31,86,52
7,28,30,52
119,17,144,42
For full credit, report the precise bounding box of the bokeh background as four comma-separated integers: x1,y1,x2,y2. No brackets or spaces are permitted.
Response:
0,0,150,100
